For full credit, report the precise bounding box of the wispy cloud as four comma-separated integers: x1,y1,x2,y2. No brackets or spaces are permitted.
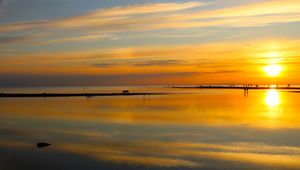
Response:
1,0,300,87
43,34,113,44
2,38,300,72
0,72,198,86
0,2,204,33
2,37,300,85
92,1,202,16
0,0,300,46
129,60,182,67
0,35,30,44
1,1,300,33
92,59,182,68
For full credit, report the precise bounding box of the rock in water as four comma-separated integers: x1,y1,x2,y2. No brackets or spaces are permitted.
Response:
37,142,51,148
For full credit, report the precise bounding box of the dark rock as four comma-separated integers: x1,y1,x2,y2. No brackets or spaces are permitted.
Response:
37,143,51,148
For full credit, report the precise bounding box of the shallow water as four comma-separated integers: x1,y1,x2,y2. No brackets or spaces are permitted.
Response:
0,87,300,170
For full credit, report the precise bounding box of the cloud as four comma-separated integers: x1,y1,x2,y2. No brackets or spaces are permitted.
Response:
1,0,300,33
43,34,113,44
202,70,240,74
0,2,204,33
1,1,300,45
92,59,182,68
0,128,32,137
92,1,202,16
129,60,182,67
1,38,300,85
207,0,300,18
0,1,206,44
0,35,30,44
92,63,116,68
0,72,198,86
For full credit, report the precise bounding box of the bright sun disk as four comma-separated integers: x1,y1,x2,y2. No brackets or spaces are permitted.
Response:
264,64,282,77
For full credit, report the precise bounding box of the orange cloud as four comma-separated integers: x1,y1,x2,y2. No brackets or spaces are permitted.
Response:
1,38,300,84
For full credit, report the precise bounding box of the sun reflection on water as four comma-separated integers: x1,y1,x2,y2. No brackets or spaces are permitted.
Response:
265,89,280,107
264,89,282,120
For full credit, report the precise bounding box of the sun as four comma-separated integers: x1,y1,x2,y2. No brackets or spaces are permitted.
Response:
264,64,282,77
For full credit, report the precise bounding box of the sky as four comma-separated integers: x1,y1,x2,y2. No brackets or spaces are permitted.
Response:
1,0,300,86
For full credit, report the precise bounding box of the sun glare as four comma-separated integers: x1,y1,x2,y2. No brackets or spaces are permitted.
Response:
265,89,280,107
264,64,282,77
267,51,280,58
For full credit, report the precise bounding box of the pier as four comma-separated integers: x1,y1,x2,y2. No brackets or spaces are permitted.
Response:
171,84,300,90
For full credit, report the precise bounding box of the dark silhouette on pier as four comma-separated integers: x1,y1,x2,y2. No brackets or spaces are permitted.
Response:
122,90,129,94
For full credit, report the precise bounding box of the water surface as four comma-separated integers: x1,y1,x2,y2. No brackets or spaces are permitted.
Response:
0,87,300,170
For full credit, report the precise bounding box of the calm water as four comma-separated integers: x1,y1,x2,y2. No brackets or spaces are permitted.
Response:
1,87,300,170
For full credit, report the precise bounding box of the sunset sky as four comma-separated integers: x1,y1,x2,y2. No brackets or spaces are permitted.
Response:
1,0,300,86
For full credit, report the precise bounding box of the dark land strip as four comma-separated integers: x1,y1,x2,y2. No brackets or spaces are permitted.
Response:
0,92,167,98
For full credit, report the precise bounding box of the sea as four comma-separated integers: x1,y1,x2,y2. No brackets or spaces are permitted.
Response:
0,86,300,170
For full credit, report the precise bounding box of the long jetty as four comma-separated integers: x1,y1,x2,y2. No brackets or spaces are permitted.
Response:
172,85,300,90
0,92,166,98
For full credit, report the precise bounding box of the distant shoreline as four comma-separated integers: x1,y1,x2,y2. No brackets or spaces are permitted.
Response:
2,86,300,98
172,86,300,90
0,92,167,98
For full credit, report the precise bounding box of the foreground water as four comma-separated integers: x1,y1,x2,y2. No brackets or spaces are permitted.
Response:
1,86,300,170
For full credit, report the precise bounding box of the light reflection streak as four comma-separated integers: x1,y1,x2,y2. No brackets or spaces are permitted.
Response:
265,89,280,107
